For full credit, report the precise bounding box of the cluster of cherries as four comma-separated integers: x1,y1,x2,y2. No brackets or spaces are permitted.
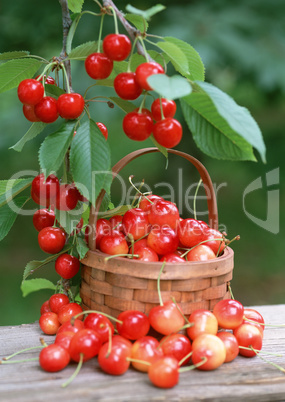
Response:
92,193,226,262
18,31,183,148
38,295,265,389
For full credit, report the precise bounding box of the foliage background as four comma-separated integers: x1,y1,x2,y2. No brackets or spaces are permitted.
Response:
0,0,284,325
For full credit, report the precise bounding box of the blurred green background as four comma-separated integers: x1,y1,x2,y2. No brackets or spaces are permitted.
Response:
0,0,284,325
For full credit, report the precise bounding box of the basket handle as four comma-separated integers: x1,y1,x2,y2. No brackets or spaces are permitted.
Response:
88,147,218,250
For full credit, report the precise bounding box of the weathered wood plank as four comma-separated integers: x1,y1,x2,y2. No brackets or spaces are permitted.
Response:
0,305,285,401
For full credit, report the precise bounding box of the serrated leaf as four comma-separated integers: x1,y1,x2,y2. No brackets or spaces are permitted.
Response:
10,122,47,152
67,0,84,13
147,74,192,100
70,119,112,206
180,82,263,161
164,37,205,81
0,58,42,93
0,196,29,242
125,14,148,32
126,4,165,20
0,51,30,61
68,41,98,60
149,135,168,159
0,178,33,208
55,202,86,235
108,96,137,113
156,41,190,77
39,121,76,176
21,278,56,297
44,84,65,98
76,237,89,260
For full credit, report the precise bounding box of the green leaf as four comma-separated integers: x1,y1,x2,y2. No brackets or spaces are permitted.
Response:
108,96,137,113
0,178,33,208
39,121,76,176
44,84,65,98
81,204,90,226
70,119,112,206
0,58,42,93
66,13,82,54
55,202,86,235
21,278,56,297
149,135,168,159
10,122,47,152
126,4,166,20
101,204,131,219
67,0,84,13
180,82,263,161
0,51,30,61
147,74,192,100
76,237,89,260
125,14,148,32
0,196,29,242
156,41,190,77
163,37,205,81
67,41,98,60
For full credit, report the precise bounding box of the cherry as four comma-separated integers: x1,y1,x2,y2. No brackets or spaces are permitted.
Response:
186,245,216,262
148,199,180,229
103,33,132,61
122,110,153,141
35,75,56,85
243,308,265,331
151,98,177,121
56,183,81,211
109,215,124,233
23,104,41,122
132,243,159,262
147,226,179,256
160,253,185,263
135,62,164,91
159,333,192,366
57,93,85,120
55,331,75,351
148,300,185,336
93,218,112,248
84,313,115,344
192,334,226,370
85,52,113,80
57,303,83,325
216,331,239,363
99,233,128,255
57,319,84,334
31,173,59,207
148,356,179,389
18,78,44,105
49,293,70,314
213,299,244,330
39,312,61,335
69,328,102,362
131,336,164,372
55,254,80,279
186,309,218,341
33,208,55,232
38,226,66,254
178,219,205,248
114,72,142,100
234,323,263,357
122,208,149,240
34,96,59,123
40,300,51,315
202,228,225,255
96,122,108,139
39,344,70,372
138,194,163,214
153,117,182,148
116,310,150,340
98,340,132,375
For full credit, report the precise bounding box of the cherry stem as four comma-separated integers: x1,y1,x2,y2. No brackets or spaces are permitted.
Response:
249,346,285,373
72,309,123,325
130,178,145,208
228,283,235,300
104,253,140,262
243,317,285,328
158,323,193,352
137,36,149,62
2,345,44,361
61,353,84,388
61,63,71,94
0,357,38,364
193,178,202,221
105,326,113,358
178,351,193,366
239,346,283,357
126,357,151,366
97,13,105,53
127,36,139,72
138,92,147,113
108,6,119,34
159,97,165,120
179,356,207,373
180,237,224,259
157,262,166,306
170,296,190,325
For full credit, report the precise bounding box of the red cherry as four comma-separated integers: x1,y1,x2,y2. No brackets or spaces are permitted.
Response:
160,253,185,263
35,75,56,85
138,194,163,214
122,208,150,240
109,215,124,233
103,34,132,61
23,104,41,122
69,328,102,362
151,98,177,121
55,331,75,351
132,244,159,262
84,313,114,344
85,52,113,80
56,183,81,211
39,312,61,335
234,324,263,357
122,110,153,141
55,254,80,279
96,122,108,139
38,227,66,254
216,331,239,362
49,293,70,314
178,219,205,248
186,309,218,341
202,228,225,255
186,245,216,262
135,62,164,91
57,303,83,325
243,308,265,331
159,333,192,366
18,79,44,105
147,226,179,256
116,310,150,340
213,299,244,330
94,218,112,248
148,356,179,389
153,117,182,148
191,334,226,370
34,96,59,123
99,233,128,255
98,339,131,375
39,344,70,372
131,336,164,372
148,199,180,229
57,319,84,334
57,93,85,119
148,300,185,336
114,72,142,100
40,300,51,315
33,208,55,232
31,173,59,207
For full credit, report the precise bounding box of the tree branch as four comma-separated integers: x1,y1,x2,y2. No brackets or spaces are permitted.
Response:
58,0,73,91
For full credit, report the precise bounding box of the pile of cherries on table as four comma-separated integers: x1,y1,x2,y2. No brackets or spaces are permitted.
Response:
39,292,265,389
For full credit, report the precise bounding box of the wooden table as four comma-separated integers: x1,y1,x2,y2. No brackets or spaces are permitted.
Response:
1,304,285,401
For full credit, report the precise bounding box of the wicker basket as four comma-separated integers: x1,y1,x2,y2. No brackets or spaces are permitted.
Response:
80,147,234,317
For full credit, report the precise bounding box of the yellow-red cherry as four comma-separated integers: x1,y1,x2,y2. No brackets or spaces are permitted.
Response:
39,312,61,335
216,331,239,362
159,333,192,366
148,356,179,389
148,300,185,336
186,309,218,341
191,333,226,370
213,299,244,330
186,244,216,261
131,336,164,372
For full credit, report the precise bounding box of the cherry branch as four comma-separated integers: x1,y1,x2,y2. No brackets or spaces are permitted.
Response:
58,0,73,90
